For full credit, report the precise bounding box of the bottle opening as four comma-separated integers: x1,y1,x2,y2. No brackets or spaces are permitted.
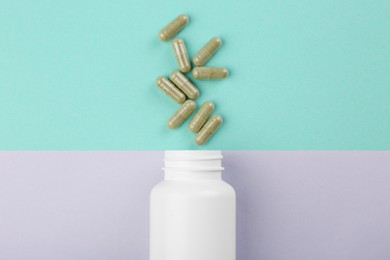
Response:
163,150,224,172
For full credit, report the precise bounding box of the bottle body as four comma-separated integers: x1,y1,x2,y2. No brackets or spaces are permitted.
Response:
150,151,236,260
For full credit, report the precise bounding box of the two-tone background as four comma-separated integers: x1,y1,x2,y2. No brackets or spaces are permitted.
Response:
1,0,390,259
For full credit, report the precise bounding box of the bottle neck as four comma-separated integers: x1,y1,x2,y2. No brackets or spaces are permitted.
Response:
163,150,224,181
164,170,222,180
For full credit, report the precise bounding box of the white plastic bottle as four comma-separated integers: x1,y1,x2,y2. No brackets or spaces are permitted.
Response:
150,150,236,260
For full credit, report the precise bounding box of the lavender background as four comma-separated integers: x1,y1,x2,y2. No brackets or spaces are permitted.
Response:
0,151,389,260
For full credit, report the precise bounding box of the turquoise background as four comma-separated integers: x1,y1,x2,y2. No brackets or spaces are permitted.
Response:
0,0,389,150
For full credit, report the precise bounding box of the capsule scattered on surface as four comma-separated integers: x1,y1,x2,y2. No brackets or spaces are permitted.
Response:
158,14,189,41
172,38,191,73
167,100,197,129
170,71,199,100
188,101,214,132
195,114,223,145
193,37,222,66
192,67,229,79
156,76,186,104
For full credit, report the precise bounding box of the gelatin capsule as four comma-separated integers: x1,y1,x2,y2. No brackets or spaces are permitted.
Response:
188,101,214,133
193,37,222,66
156,76,186,104
167,100,197,129
192,67,229,79
195,114,223,145
172,38,191,73
170,71,199,100
158,14,189,41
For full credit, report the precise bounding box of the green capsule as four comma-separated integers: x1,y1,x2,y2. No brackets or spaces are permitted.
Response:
172,38,191,73
188,101,214,133
195,114,223,145
192,67,229,80
167,100,197,129
193,37,222,66
158,14,189,41
156,76,186,104
170,71,199,100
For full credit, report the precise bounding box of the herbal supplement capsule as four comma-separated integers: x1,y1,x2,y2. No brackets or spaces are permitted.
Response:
156,76,186,104
158,14,189,41
170,71,199,100
195,114,223,145
172,38,191,73
192,67,229,80
193,37,222,66
167,100,197,129
188,101,214,132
